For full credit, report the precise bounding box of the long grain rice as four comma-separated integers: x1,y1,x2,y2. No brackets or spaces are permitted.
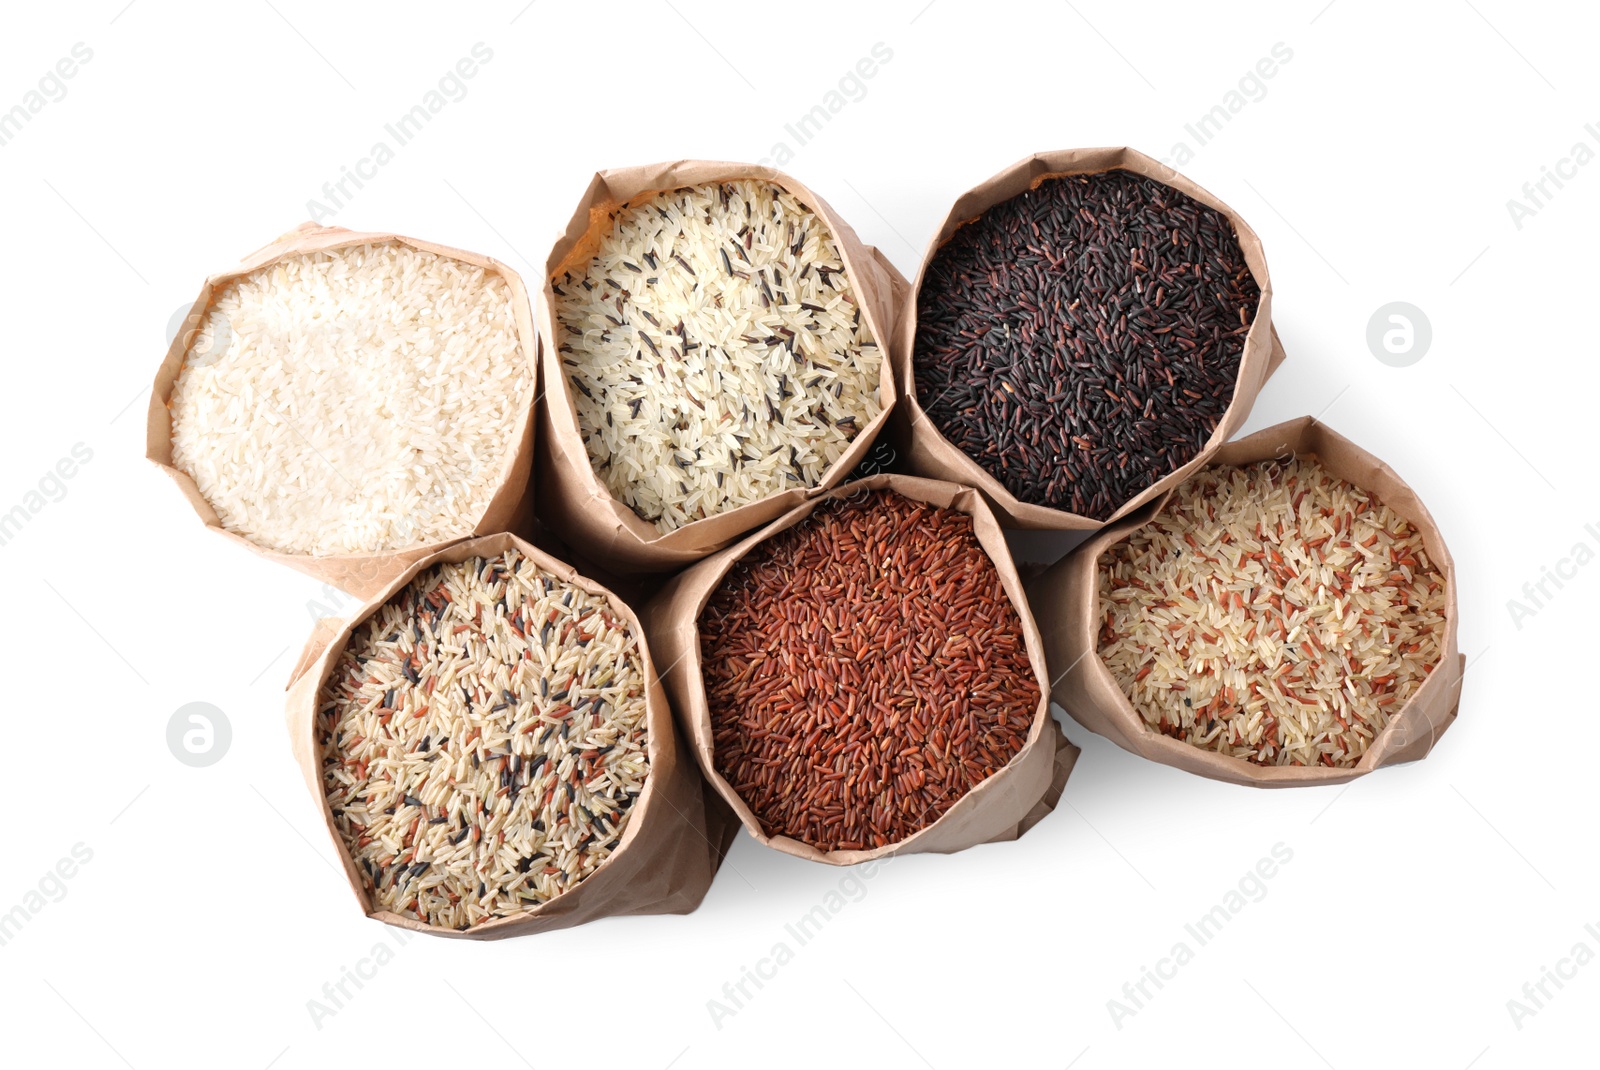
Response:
553,180,882,533
913,170,1259,519
700,490,1037,850
318,550,648,930
1098,458,1446,767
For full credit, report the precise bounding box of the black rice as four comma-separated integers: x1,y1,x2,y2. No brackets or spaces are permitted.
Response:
912,169,1261,520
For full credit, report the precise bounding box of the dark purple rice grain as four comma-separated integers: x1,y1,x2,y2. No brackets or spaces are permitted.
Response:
912,169,1260,520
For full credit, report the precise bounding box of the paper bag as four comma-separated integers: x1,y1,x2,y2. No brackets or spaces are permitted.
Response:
643,474,1077,865
534,162,902,575
148,223,539,599
1030,417,1464,787
891,147,1286,530
283,532,739,937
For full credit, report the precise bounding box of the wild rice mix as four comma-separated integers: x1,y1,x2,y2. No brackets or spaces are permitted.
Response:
913,170,1260,519
171,242,530,555
553,180,883,533
700,490,1038,851
318,550,649,929
1098,458,1447,767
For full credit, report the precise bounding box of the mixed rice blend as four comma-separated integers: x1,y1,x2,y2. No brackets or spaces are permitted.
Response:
1098,458,1447,767
318,550,648,929
553,179,882,533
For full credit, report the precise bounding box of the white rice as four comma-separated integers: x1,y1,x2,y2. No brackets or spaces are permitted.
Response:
1098,458,1447,768
553,180,882,533
170,241,530,556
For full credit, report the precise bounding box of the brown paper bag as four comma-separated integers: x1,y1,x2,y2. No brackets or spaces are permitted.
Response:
534,162,903,575
1031,416,1464,787
283,532,739,938
643,473,1078,865
148,223,539,599
891,147,1287,531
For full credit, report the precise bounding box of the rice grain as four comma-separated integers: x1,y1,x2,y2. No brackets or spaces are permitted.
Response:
1098,458,1446,767
318,550,648,930
553,180,882,533
170,241,530,556
699,490,1036,850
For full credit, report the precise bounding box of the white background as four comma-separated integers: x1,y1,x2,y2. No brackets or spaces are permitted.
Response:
1,1,1593,1067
